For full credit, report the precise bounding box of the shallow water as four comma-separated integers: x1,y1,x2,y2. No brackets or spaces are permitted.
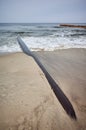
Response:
0,23,86,53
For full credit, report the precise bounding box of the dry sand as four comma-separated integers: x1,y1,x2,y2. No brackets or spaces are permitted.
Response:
0,49,86,130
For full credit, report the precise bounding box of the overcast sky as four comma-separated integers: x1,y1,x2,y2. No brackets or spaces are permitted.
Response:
0,0,86,23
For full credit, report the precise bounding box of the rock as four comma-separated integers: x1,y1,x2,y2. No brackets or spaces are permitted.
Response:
60,24,86,29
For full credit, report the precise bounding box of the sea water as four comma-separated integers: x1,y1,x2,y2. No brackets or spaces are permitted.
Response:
0,23,86,53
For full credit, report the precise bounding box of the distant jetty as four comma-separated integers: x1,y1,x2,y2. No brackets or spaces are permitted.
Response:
59,24,86,29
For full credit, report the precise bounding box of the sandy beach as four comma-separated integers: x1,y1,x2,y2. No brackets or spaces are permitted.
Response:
0,49,86,130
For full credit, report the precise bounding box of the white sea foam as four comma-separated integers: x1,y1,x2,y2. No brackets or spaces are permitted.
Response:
0,23,86,53
0,36,86,53
22,36,86,51
0,44,21,53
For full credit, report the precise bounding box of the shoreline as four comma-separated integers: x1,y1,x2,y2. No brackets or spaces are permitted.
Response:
0,47,86,55
0,48,86,129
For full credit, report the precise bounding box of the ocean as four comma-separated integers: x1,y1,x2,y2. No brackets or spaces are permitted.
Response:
0,23,86,53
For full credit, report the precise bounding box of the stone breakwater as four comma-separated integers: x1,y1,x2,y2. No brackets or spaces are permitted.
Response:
60,24,86,29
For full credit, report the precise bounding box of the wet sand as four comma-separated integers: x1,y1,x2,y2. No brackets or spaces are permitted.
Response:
34,48,86,129
0,49,86,130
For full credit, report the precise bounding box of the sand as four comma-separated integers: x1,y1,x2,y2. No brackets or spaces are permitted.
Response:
0,49,86,130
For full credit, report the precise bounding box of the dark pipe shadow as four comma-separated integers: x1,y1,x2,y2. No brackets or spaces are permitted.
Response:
17,36,77,120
